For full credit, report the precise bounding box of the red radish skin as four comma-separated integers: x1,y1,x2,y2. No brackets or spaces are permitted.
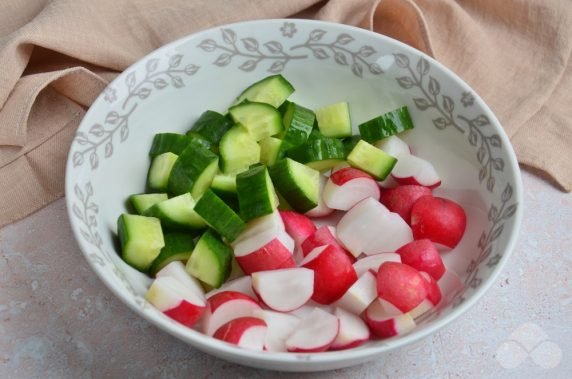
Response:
280,211,316,247
391,154,441,188
213,317,267,351
396,239,445,280
324,168,381,211
235,235,295,275
301,245,358,305
285,308,340,352
420,272,443,306
410,196,467,249
203,291,261,336
206,276,257,300
251,268,314,312
331,307,370,350
301,225,347,257
379,185,432,224
352,252,401,277
305,175,334,218
376,262,428,313
330,167,374,185
364,298,416,338
335,271,377,315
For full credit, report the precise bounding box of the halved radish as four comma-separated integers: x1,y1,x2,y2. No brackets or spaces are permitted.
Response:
438,269,464,302
352,252,401,276
202,291,261,336
285,308,340,352
305,175,334,218
337,198,413,257
410,196,467,249
233,228,295,275
378,175,399,189
323,167,380,211
391,154,441,188
420,271,443,306
374,135,411,157
155,261,205,300
331,307,370,350
335,271,377,315
301,225,345,257
233,210,285,244
206,275,257,300
280,211,316,248
379,185,432,224
288,303,333,319
145,276,206,328
213,317,267,351
396,239,445,280
301,245,358,305
376,262,427,313
252,309,301,352
251,268,314,312
364,298,416,338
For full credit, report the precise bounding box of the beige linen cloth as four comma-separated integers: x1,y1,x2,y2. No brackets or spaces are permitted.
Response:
1,0,571,227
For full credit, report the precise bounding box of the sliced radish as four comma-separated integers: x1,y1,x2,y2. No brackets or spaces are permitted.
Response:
410,195,467,249
335,271,377,315
213,317,267,351
323,167,380,211
233,210,285,244
280,211,316,248
396,239,445,280
285,308,340,352
364,298,416,338
391,154,441,188
305,175,334,218
374,135,411,157
337,198,413,257
301,245,358,305
202,291,261,336
438,270,464,302
378,174,399,189
252,309,301,352
352,252,401,276
331,307,370,350
420,271,443,306
155,261,205,300
145,276,206,328
331,161,351,173
379,185,432,224
288,302,334,319
206,275,257,300
251,268,314,312
233,228,295,275
376,262,427,313
301,225,345,257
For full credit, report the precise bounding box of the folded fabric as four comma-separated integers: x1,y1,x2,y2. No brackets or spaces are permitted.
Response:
0,0,570,227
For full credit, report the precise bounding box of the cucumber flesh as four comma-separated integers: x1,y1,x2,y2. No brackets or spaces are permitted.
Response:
236,165,278,222
148,152,178,191
358,106,414,143
315,101,352,138
211,174,237,199
307,159,345,172
186,229,232,288
167,143,219,198
129,193,168,214
342,135,361,158
148,233,195,277
269,158,319,213
193,190,245,242
347,140,397,180
117,214,164,272
286,136,345,171
219,125,260,174
143,193,207,230
235,74,295,108
258,137,283,167
188,110,233,144
229,102,283,141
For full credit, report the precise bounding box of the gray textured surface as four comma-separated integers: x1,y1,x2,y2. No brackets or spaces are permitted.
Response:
1,169,570,378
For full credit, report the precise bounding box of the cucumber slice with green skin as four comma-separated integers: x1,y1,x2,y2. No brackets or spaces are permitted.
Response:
149,133,191,157
193,190,245,242
258,137,283,167
167,143,219,198
342,135,361,158
143,193,207,230
148,233,195,277
211,174,237,199
235,74,295,108
358,106,414,143
129,193,168,214
229,102,283,141
276,191,293,211
188,110,233,144
117,214,165,272
308,128,323,141
347,140,397,180
186,132,214,152
315,101,352,138
286,137,345,172
236,166,278,222
269,158,320,213
148,152,178,191
280,102,315,151
185,229,233,288
219,125,261,174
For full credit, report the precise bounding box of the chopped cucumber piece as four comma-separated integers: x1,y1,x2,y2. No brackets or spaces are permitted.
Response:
129,193,168,214
148,233,195,277
167,143,219,198
143,193,206,230
186,229,232,288
315,101,351,138
219,125,260,174
149,133,191,157
342,135,361,158
188,110,233,144
235,74,294,108
281,102,315,150
117,214,164,272
229,102,283,141
148,152,178,191
286,137,345,172
193,190,245,242
211,174,237,199
276,191,293,211
347,140,397,180
358,106,414,143
258,137,283,167
186,132,214,152
236,166,278,221
269,158,319,213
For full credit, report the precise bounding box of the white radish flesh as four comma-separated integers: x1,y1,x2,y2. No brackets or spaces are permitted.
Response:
202,291,261,336
213,317,267,351
352,252,401,276
251,268,314,312
206,275,257,300
156,261,205,300
335,271,377,315
364,298,416,338
233,210,285,244
252,309,301,352
331,307,370,350
305,175,334,218
391,154,441,188
285,308,340,352
375,135,410,157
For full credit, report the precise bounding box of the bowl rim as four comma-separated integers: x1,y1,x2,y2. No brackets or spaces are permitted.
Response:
65,18,523,367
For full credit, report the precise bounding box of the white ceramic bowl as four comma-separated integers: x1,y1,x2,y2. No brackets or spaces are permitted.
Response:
65,19,523,371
